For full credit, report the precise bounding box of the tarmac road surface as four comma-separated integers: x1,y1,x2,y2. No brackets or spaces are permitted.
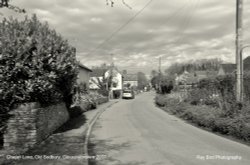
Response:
89,92,250,165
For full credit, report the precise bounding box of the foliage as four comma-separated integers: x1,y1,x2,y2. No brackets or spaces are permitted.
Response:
69,92,108,118
151,74,174,94
90,76,109,97
165,58,222,75
244,71,250,101
0,15,78,114
0,0,26,13
137,72,148,90
185,75,238,115
78,82,88,94
151,75,159,89
113,90,121,99
155,94,250,143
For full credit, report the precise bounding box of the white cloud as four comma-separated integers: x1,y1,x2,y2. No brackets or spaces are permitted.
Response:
90,17,102,23
1,0,250,74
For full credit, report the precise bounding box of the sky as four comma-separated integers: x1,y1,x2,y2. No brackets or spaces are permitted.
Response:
1,0,250,74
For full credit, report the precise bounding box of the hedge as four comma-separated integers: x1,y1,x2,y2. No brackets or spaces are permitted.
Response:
0,15,78,126
155,94,250,143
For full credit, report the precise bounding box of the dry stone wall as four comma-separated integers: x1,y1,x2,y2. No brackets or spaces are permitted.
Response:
3,102,69,154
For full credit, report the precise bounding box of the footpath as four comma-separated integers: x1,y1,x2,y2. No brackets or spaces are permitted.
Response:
1,100,118,165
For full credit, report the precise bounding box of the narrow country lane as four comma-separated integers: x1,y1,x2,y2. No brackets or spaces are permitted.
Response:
89,92,250,165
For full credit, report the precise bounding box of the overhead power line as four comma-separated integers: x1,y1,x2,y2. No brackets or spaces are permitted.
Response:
88,0,154,56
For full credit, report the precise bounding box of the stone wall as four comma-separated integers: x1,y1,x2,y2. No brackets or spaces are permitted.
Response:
3,102,69,154
96,97,109,105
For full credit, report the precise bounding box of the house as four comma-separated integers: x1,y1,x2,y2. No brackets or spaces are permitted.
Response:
195,70,217,80
217,56,250,76
123,74,138,89
77,63,92,90
194,71,207,81
175,70,198,86
89,69,107,90
217,64,236,76
89,67,123,99
244,56,250,71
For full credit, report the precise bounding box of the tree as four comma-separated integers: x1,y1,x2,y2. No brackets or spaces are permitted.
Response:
137,72,148,90
0,14,78,111
106,0,132,9
165,58,222,75
160,76,174,94
0,0,129,13
151,70,158,78
0,0,25,13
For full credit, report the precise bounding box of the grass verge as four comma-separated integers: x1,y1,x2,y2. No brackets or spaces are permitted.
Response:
155,94,250,144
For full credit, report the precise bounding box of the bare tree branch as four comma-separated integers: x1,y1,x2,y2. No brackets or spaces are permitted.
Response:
122,0,132,9
0,0,26,14
106,0,132,9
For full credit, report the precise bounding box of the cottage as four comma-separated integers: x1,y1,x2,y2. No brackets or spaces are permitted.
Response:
175,70,198,86
77,63,92,90
89,67,123,99
89,69,107,90
217,56,250,76
244,56,250,71
195,70,217,80
217,64,236,76
123,74,138,89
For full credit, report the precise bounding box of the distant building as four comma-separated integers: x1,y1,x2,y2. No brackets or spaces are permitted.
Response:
175,70,198,86
89,69,107,90
195,70,217,80
89,67,123,99
244,56,250,71
77,63,92,90
217,64,236,76
217,56,250,76
123,74,138,89
194,71,207,80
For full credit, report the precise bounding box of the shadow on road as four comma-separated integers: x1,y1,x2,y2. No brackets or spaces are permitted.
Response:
88,135,145,165
54,114,87,134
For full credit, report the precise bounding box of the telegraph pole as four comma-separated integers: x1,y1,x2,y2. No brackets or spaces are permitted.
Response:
159,57,162,74
109,53,114,99
158,57,162,93
236,0,244,102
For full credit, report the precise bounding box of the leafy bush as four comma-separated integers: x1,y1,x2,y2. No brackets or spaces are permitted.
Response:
97,89,109,97
186,75,237,113
244,72,250,101
0,15,78,114
155,94,250,143
155,94,169,107
69,92,108,118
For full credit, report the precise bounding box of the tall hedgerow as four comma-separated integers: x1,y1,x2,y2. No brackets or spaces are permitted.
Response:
0,15,78,115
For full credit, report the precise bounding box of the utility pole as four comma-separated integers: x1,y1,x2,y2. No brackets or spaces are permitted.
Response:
236,0,244,102
159,57,162,74
158,57,162,93
109,53,114,99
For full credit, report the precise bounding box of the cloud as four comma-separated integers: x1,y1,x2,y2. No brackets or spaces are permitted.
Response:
90,17,103,23
1,0,250,74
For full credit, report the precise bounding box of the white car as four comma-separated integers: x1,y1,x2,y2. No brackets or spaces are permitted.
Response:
122,90,135,99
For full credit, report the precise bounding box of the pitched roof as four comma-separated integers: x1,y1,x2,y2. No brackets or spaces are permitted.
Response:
221,64,236,74
195,71,207,76
78,63,92,72
244,56,250,70
176,71,198,84
90,69,107,77
186,76,199,84
123,74,138,81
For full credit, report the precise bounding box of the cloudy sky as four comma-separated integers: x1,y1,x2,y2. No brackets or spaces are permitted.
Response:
1,0,250,74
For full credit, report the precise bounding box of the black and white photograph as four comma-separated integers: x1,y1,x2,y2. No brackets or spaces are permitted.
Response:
0,0,250,165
